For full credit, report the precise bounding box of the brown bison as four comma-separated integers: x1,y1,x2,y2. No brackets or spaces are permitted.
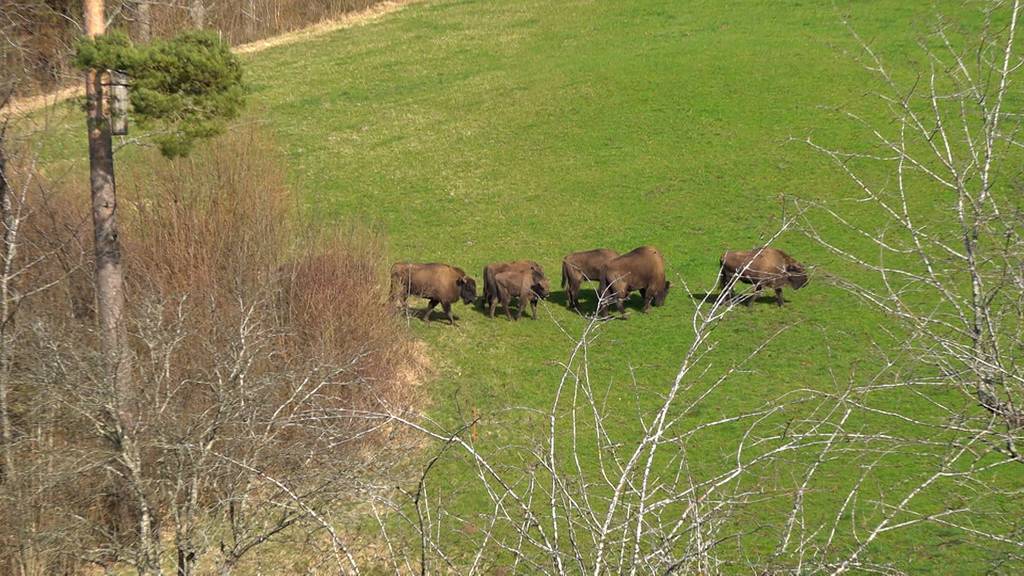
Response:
718,247,808,306
492,269,551,320
561,248,619,311
481,260,546,315
390,262,477,324
598,246,671,315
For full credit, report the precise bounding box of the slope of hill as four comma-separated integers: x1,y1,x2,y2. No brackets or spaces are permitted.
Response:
242,0,1023,571
24,0,1024,572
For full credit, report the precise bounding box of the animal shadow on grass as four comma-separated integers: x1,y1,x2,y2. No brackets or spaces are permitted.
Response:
545,290,572,309
688,292,786,307
470,293,551,321
546,290,605,316
564,291,650,319
399,304,462,325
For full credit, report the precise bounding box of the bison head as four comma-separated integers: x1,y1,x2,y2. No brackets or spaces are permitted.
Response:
531,270,551,300
654,280,671,306
458,276,478,304
786,263,808,289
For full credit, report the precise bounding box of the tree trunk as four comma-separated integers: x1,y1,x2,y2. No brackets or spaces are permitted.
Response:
245,0,257,39
0,123,14,484
135,0,153,43
84,0,132,424
189,0,206,29
84,2,158,573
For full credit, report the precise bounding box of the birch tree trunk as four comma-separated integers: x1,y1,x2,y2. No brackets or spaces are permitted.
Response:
135,0,153,42
0,116,14,484
189,0,206,29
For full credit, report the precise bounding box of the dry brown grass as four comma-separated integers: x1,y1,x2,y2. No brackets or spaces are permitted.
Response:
120,124,424,416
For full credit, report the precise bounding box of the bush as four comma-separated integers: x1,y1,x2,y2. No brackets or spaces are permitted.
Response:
0,125,426,574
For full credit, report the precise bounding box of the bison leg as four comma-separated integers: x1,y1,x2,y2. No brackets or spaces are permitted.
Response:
775,287,785,307
638,289,655,311
719,272,735,303
530,297,539,319
488,296,497,319
745,285,760,307
442,301,455,324
423,299,439,322
495,291,512,317
572,278,586,310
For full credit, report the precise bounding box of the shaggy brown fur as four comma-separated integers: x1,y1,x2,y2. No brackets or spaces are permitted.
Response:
718,247,808,306
599,246,670,316
390,262,477,324
492,269,551,321
561,248,619,311
481,260,545,314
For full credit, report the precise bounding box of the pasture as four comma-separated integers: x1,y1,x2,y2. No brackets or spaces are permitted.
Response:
28,0,1024,572
240,0,1024,571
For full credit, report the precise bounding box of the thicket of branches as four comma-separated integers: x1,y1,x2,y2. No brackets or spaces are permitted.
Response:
1,0,388,96
0,121,425,575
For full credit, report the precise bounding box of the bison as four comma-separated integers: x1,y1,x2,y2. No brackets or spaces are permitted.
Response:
390,262,477,324
481,260,546,315
718,247,808,307
492,268,551,320
598,246,671,316
561,248,619,311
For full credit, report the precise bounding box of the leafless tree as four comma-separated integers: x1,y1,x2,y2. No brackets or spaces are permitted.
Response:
801,0,1024,467
791,0,1024,572
0,94,102,575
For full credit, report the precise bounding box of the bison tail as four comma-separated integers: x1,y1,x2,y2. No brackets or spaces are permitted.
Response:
561,260,569,289
717,257,728,289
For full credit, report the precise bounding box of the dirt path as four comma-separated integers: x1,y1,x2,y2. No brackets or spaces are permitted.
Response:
6,0,419,117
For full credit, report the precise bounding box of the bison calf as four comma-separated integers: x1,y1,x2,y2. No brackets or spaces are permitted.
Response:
492,269,550,320
481,260,546,316
718,247,807,307
390,262,477,324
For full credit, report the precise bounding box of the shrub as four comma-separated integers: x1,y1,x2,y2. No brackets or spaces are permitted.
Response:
0,125,426,574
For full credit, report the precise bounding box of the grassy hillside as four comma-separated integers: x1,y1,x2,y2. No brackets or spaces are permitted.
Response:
25,0,1023,572
236,0,1024,571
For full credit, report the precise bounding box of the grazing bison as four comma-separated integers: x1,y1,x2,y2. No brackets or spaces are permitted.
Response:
718,247,808,306
561,248,619,311
481,260,545,315
390,262,477,324
598,246,671,316
492,268,551,320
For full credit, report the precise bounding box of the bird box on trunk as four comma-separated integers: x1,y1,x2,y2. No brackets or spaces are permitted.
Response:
106,70,130,136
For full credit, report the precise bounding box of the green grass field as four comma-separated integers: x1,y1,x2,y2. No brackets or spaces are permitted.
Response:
250,1,1021,572
30,0,1024,572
